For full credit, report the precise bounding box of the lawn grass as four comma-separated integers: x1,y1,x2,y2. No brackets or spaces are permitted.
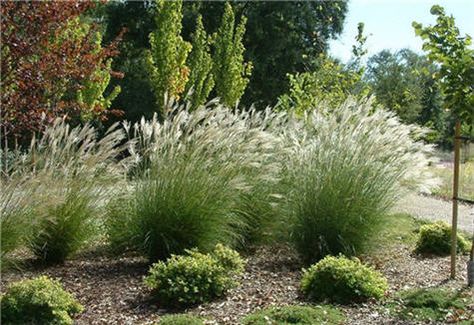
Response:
369,213,426,252
387,287,474,323
369,213,472,255
430,161,474,202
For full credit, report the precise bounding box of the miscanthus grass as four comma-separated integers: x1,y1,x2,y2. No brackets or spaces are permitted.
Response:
278,98,436,264
1,119,129,264
107,100,283,261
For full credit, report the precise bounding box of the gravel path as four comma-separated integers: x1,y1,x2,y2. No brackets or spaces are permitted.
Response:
393,192,474,233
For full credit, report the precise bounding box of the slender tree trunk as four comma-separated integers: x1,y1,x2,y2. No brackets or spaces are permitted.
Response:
450,120,461,279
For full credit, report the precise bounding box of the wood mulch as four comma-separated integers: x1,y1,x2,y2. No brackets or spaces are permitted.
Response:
1,245,473,324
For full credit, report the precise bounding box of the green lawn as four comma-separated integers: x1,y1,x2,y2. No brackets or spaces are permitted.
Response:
430,161,474,202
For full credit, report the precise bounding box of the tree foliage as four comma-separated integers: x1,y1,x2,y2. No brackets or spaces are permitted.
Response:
366,49,444,128
103,1,155,123
213,3,252,107
147,0,191,115
239,1,348,106
413,5,474,125
185,15,214,110
0,1,121,143
277,23,370,114
182,1,348,107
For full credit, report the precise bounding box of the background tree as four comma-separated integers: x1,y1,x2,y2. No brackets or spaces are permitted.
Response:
414,4,474,280
100,1,348,115
147,0,191,116
277,23,370,114
184,16,214,110
413,5,474,128
1,1,121,145
213,3,252,107
103,1,155,123
75,26,122,121
366,49,444,129
181,1,348,106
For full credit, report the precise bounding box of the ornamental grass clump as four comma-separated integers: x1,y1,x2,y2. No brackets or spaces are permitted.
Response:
107,101,282,261
10,120,129,264
300,255,388,304
1,276,84,325
0,176,37,269
280,98,435,264
144,244,245,306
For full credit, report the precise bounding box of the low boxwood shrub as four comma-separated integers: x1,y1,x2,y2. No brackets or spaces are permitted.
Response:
144,244,245,306
390,287,473,322
1,276,83,325
210,243,246,272
241,305,345,325
300,255,388,304
159,314,204,325
415,221,470,255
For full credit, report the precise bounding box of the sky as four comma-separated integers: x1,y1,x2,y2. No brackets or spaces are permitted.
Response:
329,0,474,63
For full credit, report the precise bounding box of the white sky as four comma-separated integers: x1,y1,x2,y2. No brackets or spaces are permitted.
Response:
329,0,474,62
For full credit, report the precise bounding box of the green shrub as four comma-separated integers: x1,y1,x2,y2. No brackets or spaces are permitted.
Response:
144,245,245,306
108,106,280,261
390,287,473,322
1,276,83,325
210,243,246,273
241,305,345,325
415,221,470,255
279,99,435,264
159,314,204,325
300,255,388,304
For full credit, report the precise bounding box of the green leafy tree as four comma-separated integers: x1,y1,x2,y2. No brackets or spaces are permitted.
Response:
101,1,348,117
147,0,191,115
413,5,474,126
77,30,122,121
366,49,444,128
213,3,252,107
277,23,370,114
0,1,121,144
350,22,369,71
278,57,369,115
103,1,155,123
238,1,348,106
185,15,214,110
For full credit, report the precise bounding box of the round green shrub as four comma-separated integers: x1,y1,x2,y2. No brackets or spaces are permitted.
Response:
210,243,246,273
144,245,245,306
415,221,470,255
241,305,345,325
300,255,388,304
159,314,204,325
1,276,83,325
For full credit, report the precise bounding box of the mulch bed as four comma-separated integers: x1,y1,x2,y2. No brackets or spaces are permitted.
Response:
1,245,473,324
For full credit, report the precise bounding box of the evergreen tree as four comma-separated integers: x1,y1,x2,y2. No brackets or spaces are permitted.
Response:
185,15,214,110
213,3,252,107
147,0,191,116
